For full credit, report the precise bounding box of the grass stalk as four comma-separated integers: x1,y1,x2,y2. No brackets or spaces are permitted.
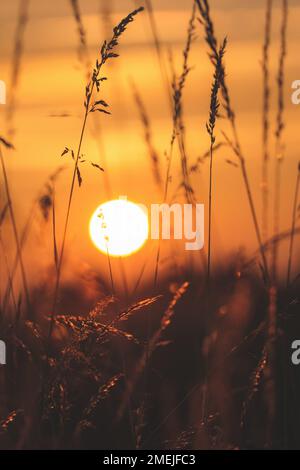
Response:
0,232,18,315
1,167,64,313
206,39,226,288
272,0,288,282
265,286,277,447
144,0,173,110
202,38,226,423
262,0,273,244
173,2,196,204
286,162,300,287
48,7,144,343
70,0,91,77
52,188,58,273
132,82,163,191
70,0,113,199
0,145,30,313
196,0,269,282
153,4,196,287
6,0,30,138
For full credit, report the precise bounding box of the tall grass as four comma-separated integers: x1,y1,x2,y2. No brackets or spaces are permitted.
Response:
265,286,277,447
132,82,163,191
175,2,197,205
0,142,30,314
70,0,113,198
200,38,226,423
196,0,269,282
1,0,30,315
6,0,30,139
272,0,288,282
143,0,173,110
1,167,64,313
49,7,144,340
206,38,226,288
0,0,300,451
261,0,273,244
117,283,189,424
286,162,300,287
153,3,196,287
0,207,17,313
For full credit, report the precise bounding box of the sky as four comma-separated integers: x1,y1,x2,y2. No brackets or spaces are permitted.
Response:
0,0,300,290
1,0,300,55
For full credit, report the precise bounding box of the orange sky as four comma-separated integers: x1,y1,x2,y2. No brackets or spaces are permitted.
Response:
0,0,300,292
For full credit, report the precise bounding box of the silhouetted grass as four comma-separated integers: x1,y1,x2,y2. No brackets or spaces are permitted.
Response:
261,0,273,244
0,0,300,452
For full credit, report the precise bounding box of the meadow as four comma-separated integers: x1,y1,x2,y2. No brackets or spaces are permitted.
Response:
0,0,300,450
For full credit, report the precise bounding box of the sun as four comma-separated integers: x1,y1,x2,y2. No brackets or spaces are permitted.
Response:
89,198,149,257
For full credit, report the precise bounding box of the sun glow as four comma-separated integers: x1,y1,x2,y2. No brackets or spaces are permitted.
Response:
89,199,149,257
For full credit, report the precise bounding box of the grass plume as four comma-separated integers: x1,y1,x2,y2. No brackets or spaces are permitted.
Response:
272,0,288,282
196,0,269,282
206,38,227,287
172,2,197,204
70,0,112,198
49,6,145,339
261,0,273,243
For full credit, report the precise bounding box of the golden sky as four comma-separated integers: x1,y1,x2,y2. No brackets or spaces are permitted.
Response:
0,0,300,289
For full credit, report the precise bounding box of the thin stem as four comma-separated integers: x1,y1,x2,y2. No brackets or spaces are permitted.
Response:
240,154,269,283
2,207,32,312
107,244,115,296
71,0,112,199
6,0,30,138
153,141,174,289
40,6,145,420
49,105,90,338
207,143,213,286
266,286,277,446
153,4,196,286
262,0,273,243
2,172,61,312
52,187,58,272
233,123,269,283
224,127,269,283
272,155,283,281
286,165,300,287
272,0,288,283
0,231,17,314
48,5,145,334
196,0,269,282
0,145,30,313
153,244,161,289
41,98,92,421
144,0,173,111
201,142,214,423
